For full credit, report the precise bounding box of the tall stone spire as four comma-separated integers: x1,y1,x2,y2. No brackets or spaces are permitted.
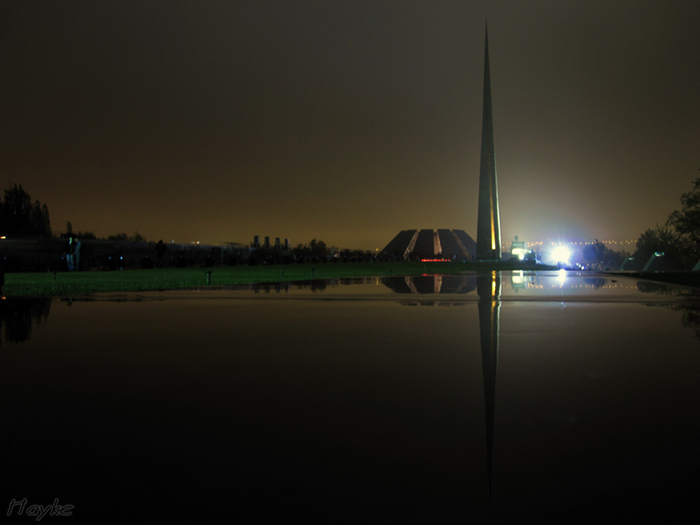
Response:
476,24,502,261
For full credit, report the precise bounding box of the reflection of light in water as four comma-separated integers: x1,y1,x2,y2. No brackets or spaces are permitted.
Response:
557,269,567,285
512,270,523,284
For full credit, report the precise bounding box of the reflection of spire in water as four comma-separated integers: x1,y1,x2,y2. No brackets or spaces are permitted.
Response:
477,271,501,501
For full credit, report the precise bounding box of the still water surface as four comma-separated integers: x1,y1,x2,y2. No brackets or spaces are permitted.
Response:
1,271,699,522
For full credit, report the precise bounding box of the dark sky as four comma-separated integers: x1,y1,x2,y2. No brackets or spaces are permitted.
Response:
2,1,699,250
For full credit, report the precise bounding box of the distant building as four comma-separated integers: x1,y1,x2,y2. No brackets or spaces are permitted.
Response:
252,235,290,251
510,236,534,261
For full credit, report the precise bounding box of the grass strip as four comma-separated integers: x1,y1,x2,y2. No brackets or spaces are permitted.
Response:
3,261,554,296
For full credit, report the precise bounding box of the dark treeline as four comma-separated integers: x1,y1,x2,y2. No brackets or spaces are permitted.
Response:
581,240,627,271
245,238,381,266
0,184,51,238
64,221,146,243
0,237,382,273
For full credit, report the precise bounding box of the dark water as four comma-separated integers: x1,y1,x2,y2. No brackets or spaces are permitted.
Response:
1,272,699,522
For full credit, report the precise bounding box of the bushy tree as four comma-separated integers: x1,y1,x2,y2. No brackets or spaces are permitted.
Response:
292,239,327,257
0,184,51,237
73,230,96,240
628,177,700,270
107,233,129,241
583,240,627,270
667,177,700,260
583,240,607,269
307,239,327,257
107,232,146,242
633,225,692,269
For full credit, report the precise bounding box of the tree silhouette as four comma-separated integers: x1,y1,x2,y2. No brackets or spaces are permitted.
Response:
0,184,51,238
668,177,700,248
633,225,692,269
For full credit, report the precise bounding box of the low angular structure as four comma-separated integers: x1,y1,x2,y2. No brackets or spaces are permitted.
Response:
380,229,476,260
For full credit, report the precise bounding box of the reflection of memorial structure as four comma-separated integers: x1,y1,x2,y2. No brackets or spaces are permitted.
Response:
0,297,51,346
510,270,534,290
381,270,700,506
381,275,477,295
477,271,500,499
383,271,501,498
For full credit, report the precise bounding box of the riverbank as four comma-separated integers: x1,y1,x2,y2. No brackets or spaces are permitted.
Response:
2,261,557,296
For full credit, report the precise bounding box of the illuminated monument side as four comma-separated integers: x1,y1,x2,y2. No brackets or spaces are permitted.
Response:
476,25,502,261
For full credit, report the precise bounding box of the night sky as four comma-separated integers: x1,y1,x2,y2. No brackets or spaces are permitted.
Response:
2,1,698,250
